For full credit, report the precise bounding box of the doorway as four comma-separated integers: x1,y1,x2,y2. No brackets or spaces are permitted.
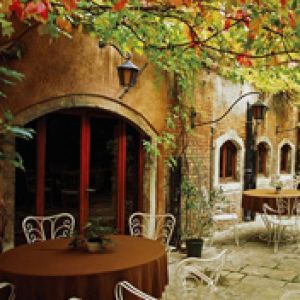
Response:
15,109,145,244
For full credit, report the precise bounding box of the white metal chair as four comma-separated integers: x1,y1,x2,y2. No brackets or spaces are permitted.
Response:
114,280,157,300
261,200,299,253
280,290,300,300
174,249,227,296
0,282,15,300
212,202,239,246
128,212,176,250
22,213,75,244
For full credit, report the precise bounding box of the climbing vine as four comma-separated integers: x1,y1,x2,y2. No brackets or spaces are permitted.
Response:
1,0,300,166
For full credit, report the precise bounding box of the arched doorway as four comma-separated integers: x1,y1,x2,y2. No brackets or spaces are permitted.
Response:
15,108,146,244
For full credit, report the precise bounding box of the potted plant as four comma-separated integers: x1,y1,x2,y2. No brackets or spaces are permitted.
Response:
271,176,284,194
69,218,115,252
181,177,220,257
83,218,115,253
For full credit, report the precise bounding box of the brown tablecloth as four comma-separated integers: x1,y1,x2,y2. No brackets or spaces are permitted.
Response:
242,189,300,213
0,235,168,300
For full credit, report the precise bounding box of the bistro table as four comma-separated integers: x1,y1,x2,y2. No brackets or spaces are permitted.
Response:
0,235,168,300
242,189,300,214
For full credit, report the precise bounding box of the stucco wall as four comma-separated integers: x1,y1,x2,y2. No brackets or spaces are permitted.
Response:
1,26,169,133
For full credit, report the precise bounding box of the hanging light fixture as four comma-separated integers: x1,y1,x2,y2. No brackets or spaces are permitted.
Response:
117,59,140,88
251,99,268,122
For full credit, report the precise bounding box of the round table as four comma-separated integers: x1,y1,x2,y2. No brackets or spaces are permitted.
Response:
0,235,168,300
242,189,300,214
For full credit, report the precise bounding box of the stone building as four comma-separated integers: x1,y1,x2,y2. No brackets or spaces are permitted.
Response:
1,26,299,248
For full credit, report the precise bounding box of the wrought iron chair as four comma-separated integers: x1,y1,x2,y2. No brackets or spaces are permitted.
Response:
0,282,15,300
128,212,176,250
22,213,75,244
280,290,300,300
114,280,157,300
261,199,299,253
212,201,239,246
173,249,227,296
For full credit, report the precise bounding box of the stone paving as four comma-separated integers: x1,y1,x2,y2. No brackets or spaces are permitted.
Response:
168,218,300,300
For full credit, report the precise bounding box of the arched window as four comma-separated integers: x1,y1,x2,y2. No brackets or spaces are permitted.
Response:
220,141,237,181
257,142,268,176
280,144,292,174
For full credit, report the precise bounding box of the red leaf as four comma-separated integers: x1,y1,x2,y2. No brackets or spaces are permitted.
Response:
62,0,78,11
24,2,38,15
24,1,49,21
253,0,260,4
113,0,128,11
37,2,49,20
237,54,253,67
235,9,244,20
288,11,296,28
280,0,286,7
183,0,192,6
9,0,24,20
224,19,231,30
247,31,256,40
244,16,251,28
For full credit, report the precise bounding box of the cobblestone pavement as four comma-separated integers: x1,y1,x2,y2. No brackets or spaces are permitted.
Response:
167,218,300,300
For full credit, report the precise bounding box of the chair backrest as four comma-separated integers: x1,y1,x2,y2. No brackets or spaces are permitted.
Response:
275,197,300,218
128,212,176,248
280,290,300,300
0,282,15,300
114,281,157,300
22,213,75,244
174,249,227,292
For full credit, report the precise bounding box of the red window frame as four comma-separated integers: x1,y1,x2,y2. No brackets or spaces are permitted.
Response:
34,111,144,233
257,143,268,176
280,144,291,174
219,141,237,182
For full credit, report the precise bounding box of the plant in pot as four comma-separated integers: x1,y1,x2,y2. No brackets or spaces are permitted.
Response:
271,176,284,194
181,177,222,257
83,218,115,253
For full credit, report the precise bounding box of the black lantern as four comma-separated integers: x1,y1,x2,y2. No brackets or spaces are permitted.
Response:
251,99,268,122
117,59,140,88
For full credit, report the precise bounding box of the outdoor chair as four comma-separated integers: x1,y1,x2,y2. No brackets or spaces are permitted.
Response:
128,212,176,251
0,282,15,300
212,202,239,246
280,290,300,300
173,249,227,296
22,213,75,244
114,280,157,300
293,176,300,189
261,200,299,253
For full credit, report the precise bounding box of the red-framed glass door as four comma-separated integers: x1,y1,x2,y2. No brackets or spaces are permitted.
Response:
15,109,145,243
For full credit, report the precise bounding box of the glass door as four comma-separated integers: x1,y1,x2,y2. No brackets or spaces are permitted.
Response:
15,109,144,243
88,117,117,227
45,114,80,221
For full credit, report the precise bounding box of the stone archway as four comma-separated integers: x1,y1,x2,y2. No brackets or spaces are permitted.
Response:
214,130,245,191
3,94,158,249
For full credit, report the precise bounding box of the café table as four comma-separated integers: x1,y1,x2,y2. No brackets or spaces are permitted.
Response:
242,189,300,214
0,235,168,300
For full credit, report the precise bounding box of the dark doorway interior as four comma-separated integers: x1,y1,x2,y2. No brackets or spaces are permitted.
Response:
15,110,143,245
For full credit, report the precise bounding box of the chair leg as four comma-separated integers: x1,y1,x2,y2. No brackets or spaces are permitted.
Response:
274,225,284,254
234,223,239,247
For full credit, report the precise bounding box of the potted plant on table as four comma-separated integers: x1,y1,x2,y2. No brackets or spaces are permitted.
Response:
69,218,115,253
271,176,284,194
84,218,115,252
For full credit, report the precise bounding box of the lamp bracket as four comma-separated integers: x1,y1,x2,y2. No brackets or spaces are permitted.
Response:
117,62,148,100
191,91,262,128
